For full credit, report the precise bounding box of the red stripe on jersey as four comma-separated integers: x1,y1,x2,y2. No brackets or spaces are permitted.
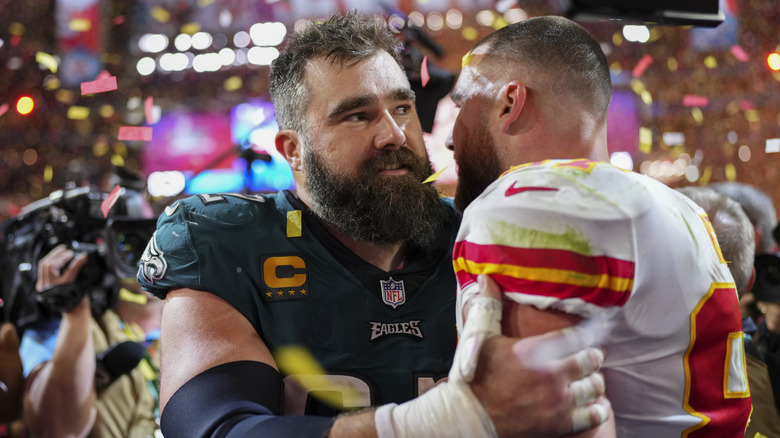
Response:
453,241,635,279
455,270,631,308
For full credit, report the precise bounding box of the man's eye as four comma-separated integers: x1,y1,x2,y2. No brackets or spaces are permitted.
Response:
344,113,367,122
396,105,412,115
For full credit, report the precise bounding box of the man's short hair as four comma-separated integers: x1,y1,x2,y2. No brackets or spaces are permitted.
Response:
269,12,403,133
709,182,778,254
472,15,612,116
677,186,755,296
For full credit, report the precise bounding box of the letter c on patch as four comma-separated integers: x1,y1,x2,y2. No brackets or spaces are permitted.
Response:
264,256,307,288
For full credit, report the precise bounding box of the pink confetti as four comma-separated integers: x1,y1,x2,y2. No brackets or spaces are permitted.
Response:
144,96,154,125
81,75,117,95
730,45,749,62
113,15,126,25
421,56,430,88
739,100,755,111
101,185,122,218
118,126,153,141
0,103,8,117
632,54,654,78
682,95,709,107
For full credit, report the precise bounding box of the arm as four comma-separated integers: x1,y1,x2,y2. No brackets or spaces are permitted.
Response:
24,246,96,437
162,285,608,438
496,281,616,438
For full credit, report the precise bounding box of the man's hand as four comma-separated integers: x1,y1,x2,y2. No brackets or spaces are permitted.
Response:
462,275,610,437
36,244,88,293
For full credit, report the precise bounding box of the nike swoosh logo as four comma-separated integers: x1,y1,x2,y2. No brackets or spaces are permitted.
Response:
504,183,559,197
165,202,180,216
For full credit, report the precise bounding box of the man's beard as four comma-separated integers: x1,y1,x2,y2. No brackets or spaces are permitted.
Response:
454,120,502,212
303,144,449,248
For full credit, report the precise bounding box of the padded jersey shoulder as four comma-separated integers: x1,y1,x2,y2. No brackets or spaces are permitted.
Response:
136,192,289,298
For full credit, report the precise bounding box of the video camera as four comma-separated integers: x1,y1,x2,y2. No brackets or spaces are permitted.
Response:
0,185,157,329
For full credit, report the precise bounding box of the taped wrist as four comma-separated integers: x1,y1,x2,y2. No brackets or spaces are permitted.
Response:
374,381,497,438
161,361,334,438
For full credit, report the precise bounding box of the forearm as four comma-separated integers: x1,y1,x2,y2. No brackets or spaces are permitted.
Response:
329,410,378,438
24,298,97,436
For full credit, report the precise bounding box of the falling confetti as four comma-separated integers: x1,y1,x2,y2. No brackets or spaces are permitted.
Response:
144,96,155,125
101,185,122,218
421,56,430,87
730,45,749,62
118,126,153,141
35,51,58,73
631,54,653,78
0,103,7,117
683,95,709,107
423,166,448,183
69,18,91,32
81,75,118,95
275,345,363,409
67,106,90,120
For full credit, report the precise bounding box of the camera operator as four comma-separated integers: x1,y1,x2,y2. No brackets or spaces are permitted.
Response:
18,183,163,438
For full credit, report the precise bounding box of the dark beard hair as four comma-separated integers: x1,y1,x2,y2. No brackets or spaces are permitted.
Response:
454,121,502,212
304,145,450,248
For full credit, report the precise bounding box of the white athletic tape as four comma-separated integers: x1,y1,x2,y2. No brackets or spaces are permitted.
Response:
450,295,502,383
570,373,603,407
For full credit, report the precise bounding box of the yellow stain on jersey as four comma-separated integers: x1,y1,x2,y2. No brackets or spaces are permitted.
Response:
275,345,362,409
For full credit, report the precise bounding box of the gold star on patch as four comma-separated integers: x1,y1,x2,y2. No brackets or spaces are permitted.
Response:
300,289,307,295
266,292,272,298
288,290,295,295
277,291,284,296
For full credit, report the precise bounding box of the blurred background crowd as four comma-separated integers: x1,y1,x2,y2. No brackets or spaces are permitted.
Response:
0,0,778,221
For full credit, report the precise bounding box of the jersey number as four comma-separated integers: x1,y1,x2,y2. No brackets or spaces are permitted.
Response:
683,283,750,437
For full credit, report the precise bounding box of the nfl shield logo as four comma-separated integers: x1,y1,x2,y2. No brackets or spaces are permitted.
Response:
380,277,406,309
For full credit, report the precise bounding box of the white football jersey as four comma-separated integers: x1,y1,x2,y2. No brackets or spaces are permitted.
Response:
454,159,751,437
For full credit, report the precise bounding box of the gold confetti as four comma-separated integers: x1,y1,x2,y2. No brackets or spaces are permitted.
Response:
151,6,171,23
630,79,646,96
224,76,243,92
43,76,60,90
275,345,363,409
99,104,115,118
9,22,26,36
667,58,678,72
69,18,91,32
423,166,448,184
44,165,53,183
111,154,126,167
699,166,712,185
691,108,704,124
725,163,736,181
461,50,473,68
462,27,478,42
287,210,302,238
198,0,215,6
120,287,148,305
640,90,653,106
67,106,90,120
745,110,760,123
181,22,201,35
35,51,58,73
639,127,652,154
704,55,717,69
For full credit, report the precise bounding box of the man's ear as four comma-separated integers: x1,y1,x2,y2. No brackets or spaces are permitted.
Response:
499,81,527,133
275,130,302,171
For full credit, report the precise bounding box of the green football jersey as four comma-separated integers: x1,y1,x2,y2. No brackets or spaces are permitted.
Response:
138,191,460,414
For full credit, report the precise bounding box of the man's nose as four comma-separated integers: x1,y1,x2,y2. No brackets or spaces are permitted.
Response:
375,111,406,150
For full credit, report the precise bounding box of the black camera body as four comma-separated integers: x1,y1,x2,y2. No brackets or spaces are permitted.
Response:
0,186,157,330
